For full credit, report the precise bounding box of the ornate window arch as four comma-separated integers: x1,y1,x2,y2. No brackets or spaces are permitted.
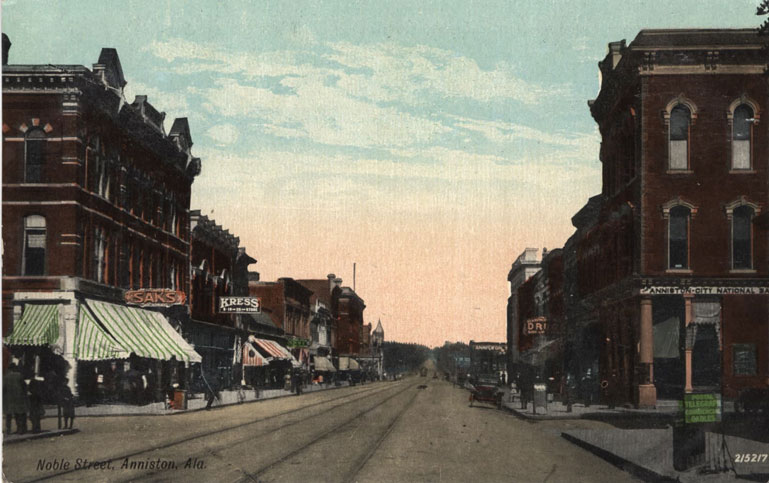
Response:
725,197,760,270
727,96,760,171
663,96,698,171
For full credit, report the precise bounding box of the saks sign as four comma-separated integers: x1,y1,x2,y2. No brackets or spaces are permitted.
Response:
125,289,186,306
640,286,769,295
524,316,547,335
218,297,261,313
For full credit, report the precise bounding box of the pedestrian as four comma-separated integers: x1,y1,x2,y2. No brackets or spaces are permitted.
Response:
204,374,220,410
27,375,45,433
3,363,29,434
57,378,75,429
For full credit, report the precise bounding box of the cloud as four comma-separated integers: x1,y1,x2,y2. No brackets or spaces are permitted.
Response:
205,123,240,146
123,80,190,129
191,78,451,148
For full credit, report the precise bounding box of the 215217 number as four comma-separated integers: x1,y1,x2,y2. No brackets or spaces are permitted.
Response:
734,454,768,463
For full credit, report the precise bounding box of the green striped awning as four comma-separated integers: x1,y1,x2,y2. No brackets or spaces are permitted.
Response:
74,306,131,361
4,304,60,346
85,300,201,363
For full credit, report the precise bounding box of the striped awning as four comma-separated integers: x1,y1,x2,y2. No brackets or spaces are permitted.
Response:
313,356,336,372
250,336,300,366
242,342,269,367
74,305,131,361
86,300,202,363
4,304,61,346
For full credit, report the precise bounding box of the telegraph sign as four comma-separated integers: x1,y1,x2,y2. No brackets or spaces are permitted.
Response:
218,297,261,313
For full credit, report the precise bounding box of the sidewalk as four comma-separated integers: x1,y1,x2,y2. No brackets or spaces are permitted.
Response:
3,428,79,445
499,387,679,421
561,428,769,482
65,381,351,417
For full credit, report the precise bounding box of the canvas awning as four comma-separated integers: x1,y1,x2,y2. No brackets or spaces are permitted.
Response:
339,356,361,371
4,303,61,346
250,336,301,367
242,342,269,367
85,300,201,363
313,356,336,372
74,305,131,360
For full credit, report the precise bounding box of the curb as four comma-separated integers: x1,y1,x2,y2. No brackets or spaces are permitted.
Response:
561,432,676,482
3,428,79,445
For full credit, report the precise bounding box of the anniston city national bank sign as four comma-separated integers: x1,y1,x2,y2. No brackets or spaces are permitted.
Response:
640,286,769,295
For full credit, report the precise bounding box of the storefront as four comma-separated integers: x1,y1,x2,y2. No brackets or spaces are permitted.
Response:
4,293,201,405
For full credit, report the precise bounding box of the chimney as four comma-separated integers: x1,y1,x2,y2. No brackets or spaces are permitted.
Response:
608,40,625,70
2,34,11,66
327,273,336,293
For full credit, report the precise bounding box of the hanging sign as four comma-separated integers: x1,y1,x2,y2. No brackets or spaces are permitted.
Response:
524,317,547,335
218,297,261,313
125,289,186,306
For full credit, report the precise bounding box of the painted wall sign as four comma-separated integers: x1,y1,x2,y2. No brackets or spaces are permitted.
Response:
524,316,547,335
218,297,261,313
125,289,186,306
640,286,769,295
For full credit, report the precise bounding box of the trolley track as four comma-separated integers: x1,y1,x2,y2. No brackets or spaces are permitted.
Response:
238,382,419,483
23,381,402,483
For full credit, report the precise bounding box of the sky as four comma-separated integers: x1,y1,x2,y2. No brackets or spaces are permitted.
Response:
2,0,761,347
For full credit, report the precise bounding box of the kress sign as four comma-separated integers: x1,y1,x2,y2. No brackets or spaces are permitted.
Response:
218,297,261,313
125,289,186,306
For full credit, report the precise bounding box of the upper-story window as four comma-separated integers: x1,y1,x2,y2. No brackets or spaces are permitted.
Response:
92,226,107,283
731,104,754,170
732,205,754,269
24,129,46,183
667,204,691,270
22,215,46,276
669,105,690,170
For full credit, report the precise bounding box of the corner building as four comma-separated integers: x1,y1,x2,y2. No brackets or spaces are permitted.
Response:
2,40,201,399
587,29,768,407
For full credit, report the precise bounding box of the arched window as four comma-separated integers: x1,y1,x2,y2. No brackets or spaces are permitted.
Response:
669,206,690,269
22,215,46,276
732,104,753,170
669,105,690,170
732,205,754,269
24,129,46,182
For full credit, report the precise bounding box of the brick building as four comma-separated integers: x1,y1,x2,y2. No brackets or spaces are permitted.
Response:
506,247,541,374
187,211,257,386
584,29,769,407
2,39,201,398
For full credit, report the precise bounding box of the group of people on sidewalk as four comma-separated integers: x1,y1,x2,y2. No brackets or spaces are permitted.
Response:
3,363,75,435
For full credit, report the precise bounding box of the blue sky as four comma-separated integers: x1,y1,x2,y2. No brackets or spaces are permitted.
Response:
3,0,761,345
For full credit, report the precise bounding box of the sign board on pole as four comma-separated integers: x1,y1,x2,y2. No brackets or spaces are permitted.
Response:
679,393,721,424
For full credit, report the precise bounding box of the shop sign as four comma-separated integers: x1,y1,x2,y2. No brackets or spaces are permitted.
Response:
125,289,186,306
525,317,547,335
470,343,506,352
679,393,721,424
218,297,261,313
286,337,310,348
640,285,769,295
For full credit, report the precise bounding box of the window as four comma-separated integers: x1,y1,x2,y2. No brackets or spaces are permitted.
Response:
669,105,690,170
22,215,46,275
24,130,45,182
732,205,754,269
732,104,753,170
92,226,107,283
733,343,757,376
669,205,690,269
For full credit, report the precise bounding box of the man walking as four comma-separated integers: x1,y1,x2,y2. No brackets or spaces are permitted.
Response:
3,363,28,434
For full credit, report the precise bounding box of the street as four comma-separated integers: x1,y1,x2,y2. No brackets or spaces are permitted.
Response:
3,378,637,483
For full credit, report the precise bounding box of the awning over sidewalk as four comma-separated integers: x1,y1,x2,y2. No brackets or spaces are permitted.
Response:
250,336,301,368
338,356,360,371
313,356,336,372
85,300,202,363
242,342,269,367
4,303,61,346
74,305,131,360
